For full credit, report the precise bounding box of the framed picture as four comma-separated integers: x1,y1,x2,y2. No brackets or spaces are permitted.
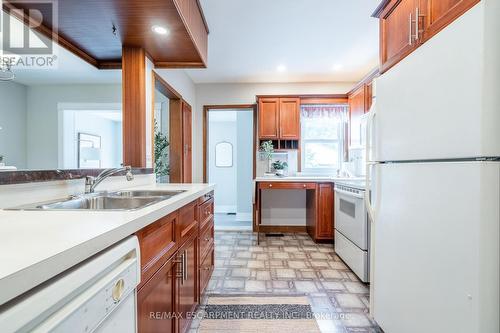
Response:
78,133,102,168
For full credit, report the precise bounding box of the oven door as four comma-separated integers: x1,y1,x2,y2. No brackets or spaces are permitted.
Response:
334,188,368,250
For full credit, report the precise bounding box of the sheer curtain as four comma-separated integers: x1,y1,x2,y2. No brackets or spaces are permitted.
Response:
300,104,349,173
300,104,348,121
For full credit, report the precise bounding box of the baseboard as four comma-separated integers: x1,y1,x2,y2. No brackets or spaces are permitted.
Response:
215,205,236,214
235,212,252,221
257,225,307,233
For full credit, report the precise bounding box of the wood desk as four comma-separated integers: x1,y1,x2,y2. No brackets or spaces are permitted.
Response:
254,181,334,244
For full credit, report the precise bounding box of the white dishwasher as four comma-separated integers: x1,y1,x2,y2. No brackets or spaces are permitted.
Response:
0,236,141,333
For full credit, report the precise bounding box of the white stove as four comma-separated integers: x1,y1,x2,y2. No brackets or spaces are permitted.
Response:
334,180,370,282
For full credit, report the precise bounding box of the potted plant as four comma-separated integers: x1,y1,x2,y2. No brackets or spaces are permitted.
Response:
259,140,274,174
272,160,288,177
0,155,4,167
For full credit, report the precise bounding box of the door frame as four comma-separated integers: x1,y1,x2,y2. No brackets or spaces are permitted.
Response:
202,104,257,183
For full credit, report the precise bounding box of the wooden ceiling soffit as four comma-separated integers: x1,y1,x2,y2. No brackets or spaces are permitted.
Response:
2,0,209,70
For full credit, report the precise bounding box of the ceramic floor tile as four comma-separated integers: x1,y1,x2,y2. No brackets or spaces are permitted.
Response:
202,231,381,333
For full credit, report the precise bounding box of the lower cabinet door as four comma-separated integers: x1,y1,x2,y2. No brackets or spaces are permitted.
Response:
137,256,176,333
177,236,198,333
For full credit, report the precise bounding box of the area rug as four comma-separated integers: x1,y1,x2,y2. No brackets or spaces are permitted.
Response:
198,296,320,333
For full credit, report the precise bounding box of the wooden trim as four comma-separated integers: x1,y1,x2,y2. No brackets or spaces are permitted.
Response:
154,61,206,69
202,104,257,183
122,47,146,167
169,99,183,183
256,94,348,100
372,0,392,17
97,61,122,70
300,97,348,105
422,0,480,43
152,71,182,99
195,0,210,33
258,225,307,233
347,68,380,95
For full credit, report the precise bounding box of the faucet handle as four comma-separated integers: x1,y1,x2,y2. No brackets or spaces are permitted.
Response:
124,166,134,181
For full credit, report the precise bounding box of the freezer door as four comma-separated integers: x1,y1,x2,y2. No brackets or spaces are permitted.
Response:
374,3,500,161
371,162,499,333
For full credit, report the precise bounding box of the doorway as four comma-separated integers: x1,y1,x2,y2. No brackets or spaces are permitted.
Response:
204,105,256,231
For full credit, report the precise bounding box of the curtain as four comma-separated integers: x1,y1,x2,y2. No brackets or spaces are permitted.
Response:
300,104,348,120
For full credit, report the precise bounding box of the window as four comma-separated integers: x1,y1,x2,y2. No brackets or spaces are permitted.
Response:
300,105,347,174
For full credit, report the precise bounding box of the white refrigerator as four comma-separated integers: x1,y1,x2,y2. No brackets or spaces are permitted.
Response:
365,2,500,333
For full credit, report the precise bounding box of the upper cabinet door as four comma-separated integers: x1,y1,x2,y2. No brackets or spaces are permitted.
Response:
379,0,420,73
422,0,479,42
349,86,366,147
258,98,280,139
279,98,300,139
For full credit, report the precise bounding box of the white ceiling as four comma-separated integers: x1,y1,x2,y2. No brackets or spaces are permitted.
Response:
185,0,380,83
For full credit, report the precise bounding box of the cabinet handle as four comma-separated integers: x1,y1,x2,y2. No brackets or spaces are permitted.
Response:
408,12,413,45
205,237,210,241
204,267,210,271
303,184,306,188
269,184,273,188
414,7,419,42
183,250,188,282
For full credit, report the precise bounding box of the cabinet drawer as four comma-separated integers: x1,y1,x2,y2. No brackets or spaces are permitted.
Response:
136,211,178,288
258,182,317,190
199,245,214,295
178,200,199,244
199,191,214,204
199,223,214,262
199,198,214,230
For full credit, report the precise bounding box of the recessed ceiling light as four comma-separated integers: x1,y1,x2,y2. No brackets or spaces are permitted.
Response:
152,25,169,35
333,64,343,71
277,64,287,72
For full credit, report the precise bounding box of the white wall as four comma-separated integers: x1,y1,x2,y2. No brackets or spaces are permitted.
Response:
208,112,237,212
0,81,27,169
193,81,355,182
155,69,197,107
235,111,253,219
26,84,122,169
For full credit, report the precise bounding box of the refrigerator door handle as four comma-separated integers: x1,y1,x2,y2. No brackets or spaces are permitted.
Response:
365,108,377,221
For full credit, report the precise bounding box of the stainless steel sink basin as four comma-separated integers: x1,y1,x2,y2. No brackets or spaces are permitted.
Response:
6,190,185,211
36,196,162,210
108,190,185,198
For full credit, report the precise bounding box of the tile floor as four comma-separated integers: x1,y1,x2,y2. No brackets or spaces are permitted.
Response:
190,231,382,333
214,213,252,231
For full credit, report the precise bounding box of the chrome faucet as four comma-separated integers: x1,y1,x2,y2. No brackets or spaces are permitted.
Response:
85,166,134,194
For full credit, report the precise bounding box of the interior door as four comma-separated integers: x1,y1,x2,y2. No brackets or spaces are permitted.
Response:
258,98,279,139
177,236,198,333
137,257,175,333
278,97,300,139
182,102,192,183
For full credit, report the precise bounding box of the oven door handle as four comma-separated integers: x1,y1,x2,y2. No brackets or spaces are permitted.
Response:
334,188,365,199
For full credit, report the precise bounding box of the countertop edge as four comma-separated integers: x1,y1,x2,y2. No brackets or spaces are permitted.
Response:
0,184,215,306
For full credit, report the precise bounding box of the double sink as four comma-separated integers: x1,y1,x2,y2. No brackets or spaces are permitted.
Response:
8,190,185,211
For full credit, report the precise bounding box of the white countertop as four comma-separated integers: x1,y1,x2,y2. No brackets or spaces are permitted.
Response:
254,175,364,183
0,183,214,306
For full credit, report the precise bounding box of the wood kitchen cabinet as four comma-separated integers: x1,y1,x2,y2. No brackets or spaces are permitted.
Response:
348,85,366,147
374,0,479,73
377,0,420,73
177,235,198,333
137,256,176,333
279,98,300,139
258,98,280,139
421,0,479,41
306,183,334,242
258,97,300,140
136,193,214,333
